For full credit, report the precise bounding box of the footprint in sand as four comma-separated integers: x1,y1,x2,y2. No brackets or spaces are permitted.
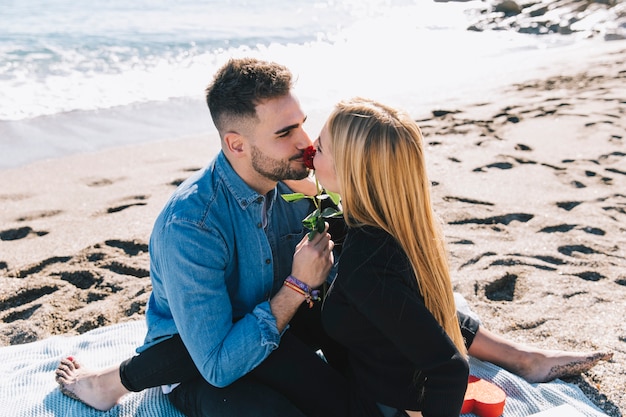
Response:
100,261,150,278
170,178,186,187
15,209,62,222
0,226,48,241
449,213,534,226
539,223,606,236
483,273,519,302
417,108,499,139
8,256,72,278
84,177,125,187
556,201,581,211
104,239,149,256
531,255,566,266
558,151,625,188
170,166,203,187
460,251,497,269
489,256,557,272
573,271,605,282
3,304,43,323
104,195,149,214
472,155,566,173
1,240,151,341
442,196,495,206
557,244,599,257
58,270,103,289
0,193,33,202
0,284,58,312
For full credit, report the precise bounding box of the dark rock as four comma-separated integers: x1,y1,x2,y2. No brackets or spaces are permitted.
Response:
495,0,522,15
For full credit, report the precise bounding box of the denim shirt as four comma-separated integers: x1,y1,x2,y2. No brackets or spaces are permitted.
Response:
141,151,310,387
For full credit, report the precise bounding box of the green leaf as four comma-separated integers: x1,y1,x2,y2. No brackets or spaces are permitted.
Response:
302,208,321,222
302,208,321,231
326,190,342,206
320,207,343,218
281,193,310,203
307,216,326,240
315,216,325,233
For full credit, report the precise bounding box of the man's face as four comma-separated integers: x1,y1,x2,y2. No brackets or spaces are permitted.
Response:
248,93,312,182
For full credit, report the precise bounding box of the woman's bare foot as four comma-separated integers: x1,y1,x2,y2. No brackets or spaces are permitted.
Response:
468,327,613,383
55,357,129,411
513,349,613,383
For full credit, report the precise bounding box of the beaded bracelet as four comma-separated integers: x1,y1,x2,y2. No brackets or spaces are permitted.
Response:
284,275,321,308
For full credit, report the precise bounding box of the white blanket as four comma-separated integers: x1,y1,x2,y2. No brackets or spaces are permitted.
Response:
0,320,608,417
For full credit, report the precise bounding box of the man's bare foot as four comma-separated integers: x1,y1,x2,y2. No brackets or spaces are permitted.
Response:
55,357,129,411
512,349,613,383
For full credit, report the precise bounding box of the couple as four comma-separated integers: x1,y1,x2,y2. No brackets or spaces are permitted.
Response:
56,58,611,417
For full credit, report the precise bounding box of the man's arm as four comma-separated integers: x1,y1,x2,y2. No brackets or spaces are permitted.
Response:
153,220,333,387
270,225,334,332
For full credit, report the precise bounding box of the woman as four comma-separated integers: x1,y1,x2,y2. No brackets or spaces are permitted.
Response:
313,97,468,417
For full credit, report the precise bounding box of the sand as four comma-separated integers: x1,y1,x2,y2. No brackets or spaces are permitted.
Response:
1,42,625,415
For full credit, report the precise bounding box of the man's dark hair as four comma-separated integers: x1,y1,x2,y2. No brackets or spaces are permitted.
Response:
205,58,293,134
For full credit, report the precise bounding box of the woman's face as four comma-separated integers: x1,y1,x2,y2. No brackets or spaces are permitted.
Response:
312,122,340,194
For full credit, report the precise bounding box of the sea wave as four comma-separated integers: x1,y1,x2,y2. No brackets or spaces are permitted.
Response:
1,0,624,122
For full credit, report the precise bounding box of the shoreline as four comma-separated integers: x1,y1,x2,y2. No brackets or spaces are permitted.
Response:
2,37,625,171
1,42,625,415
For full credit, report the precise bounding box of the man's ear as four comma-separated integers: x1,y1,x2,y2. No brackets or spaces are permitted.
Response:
223,132,246,157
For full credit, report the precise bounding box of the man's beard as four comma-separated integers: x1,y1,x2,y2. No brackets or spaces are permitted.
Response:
250,144,309,182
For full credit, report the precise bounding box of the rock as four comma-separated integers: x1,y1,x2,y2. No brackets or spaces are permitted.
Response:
494,0,522,15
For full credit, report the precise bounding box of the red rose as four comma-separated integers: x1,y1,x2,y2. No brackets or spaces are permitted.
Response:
302,146,316,170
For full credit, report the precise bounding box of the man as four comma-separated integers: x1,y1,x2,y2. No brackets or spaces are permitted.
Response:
56,58,612,417
57,57,373,417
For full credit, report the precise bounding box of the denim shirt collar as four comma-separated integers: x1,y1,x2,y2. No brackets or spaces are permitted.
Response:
214,151,277,211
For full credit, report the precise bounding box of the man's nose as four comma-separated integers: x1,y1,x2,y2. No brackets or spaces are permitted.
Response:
298,129,313,148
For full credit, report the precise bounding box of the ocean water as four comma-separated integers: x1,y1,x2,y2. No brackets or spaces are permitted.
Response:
0,0,619,168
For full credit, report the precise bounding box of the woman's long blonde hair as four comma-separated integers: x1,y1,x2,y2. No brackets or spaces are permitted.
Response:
327,97,467,356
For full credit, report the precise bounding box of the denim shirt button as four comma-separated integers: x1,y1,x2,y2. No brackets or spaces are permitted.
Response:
257,222,263,228
265,259,271,264
256,197,263,203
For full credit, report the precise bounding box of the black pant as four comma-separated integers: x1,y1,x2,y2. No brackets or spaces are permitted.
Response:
120,303,382,417
119,305,479,417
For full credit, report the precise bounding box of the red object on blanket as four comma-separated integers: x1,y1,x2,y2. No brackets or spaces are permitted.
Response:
461,375,506,417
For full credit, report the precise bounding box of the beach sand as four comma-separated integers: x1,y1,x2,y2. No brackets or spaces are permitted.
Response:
1,42,625,415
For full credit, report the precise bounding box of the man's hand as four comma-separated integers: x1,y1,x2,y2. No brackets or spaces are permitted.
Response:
290,222,334,289
269,223,334,332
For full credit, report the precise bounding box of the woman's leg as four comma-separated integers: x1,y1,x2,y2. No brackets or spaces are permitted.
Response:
250,330,352,417
467,326,613,383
